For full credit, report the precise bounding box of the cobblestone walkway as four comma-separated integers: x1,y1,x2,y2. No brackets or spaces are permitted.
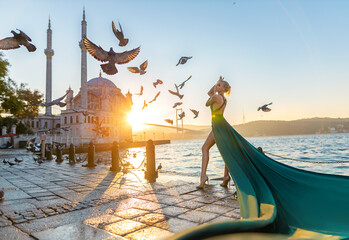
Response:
0,150,239,240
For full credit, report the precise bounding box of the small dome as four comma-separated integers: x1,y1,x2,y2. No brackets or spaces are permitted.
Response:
87,77,116,87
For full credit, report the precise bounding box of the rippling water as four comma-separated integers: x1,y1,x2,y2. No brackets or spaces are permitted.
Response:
121,133,349,179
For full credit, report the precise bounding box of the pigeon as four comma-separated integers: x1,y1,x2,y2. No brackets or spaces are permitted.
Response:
190,109,199,119
72,109,89,116
172,102,183,108
157,163,162,171
0,29,36,52
148,91,160,103
37,159,44,164
135,86,143,96
83,37,140,75
128,60,148,75
178,112,185,120
176,56,192,66
142,100,148,110
168,84,184,99
40,92,68,107
112,21,129,47
153,79,163,88
14,158,23,163
164,119,173,125
3,159,7,164
8,161,16,166
178,75,192,89
258,102,272,112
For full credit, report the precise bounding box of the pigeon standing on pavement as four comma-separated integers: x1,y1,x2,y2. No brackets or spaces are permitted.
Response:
128,60,148,75
83,37,140,75
8,161,16,166
112,21,129,47
176,56,192,66
0,29,36,52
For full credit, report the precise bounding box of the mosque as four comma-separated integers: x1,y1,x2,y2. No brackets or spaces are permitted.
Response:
29,10,133,144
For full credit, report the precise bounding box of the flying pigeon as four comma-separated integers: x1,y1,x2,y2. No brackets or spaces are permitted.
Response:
178,75,192,89
190,109,199,119
168,84,184,99
40,92,68,107
83,37,140,75
72,109,89,116
257,102,272,112
176,56,192,66
178,112,185,120
164,119,173,125
142,100,148,110
153,79,163,88
112,21,129,47
0,29,36,52
148,91,160,103
172,102,183,108
128,60,148,75
135,86,143,96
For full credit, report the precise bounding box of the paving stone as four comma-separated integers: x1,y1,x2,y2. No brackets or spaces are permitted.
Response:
177,210,219,224
197,204,234,214
178,200,206,210
33,223,121,240
125,226,173,240
114,208,149,219
84,214,123,228
156,206,188,217
164,218,198,233
103,219,147,236
0,226,32,240
133,213,168,225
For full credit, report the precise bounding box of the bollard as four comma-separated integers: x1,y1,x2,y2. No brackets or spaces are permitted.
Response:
110,141,120,172
55,144,63,162
145,139,158,183
69,143,76,163
46,144,53,160
83,141,96,167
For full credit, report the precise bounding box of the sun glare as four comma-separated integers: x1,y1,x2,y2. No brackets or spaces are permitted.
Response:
128,110,147,131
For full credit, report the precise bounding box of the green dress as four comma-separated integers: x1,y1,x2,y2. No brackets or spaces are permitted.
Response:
169,97,349,240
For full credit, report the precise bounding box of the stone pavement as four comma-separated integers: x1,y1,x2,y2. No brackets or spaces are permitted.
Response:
0,149,239,240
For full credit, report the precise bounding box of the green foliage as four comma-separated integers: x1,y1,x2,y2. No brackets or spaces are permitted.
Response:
0,52,43,118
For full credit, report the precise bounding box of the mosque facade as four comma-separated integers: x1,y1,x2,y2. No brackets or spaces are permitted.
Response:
29,10,133,144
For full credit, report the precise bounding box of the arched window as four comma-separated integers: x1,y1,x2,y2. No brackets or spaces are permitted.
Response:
70,116,73,124
76,116,79,123
88,116,90,123
64,117,67,124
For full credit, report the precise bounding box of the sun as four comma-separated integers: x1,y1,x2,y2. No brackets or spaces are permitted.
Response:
128,110,147,131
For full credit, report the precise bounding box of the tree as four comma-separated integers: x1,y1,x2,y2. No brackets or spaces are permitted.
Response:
16,83,43,119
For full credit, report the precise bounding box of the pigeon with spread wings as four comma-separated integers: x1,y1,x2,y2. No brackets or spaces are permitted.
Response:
142,100,148,110
257,102,272,112
178,75,192,89
168,84,184,99
172,102,183,108
176,56,192,66
83,37,140,75
0,29,36,52
40,92,68,107
164,119,173,125
148,91,160,103
153,79,163,88
135,86,144,96
190,109,199,119
178,112,185,120
112,21,129,47
128,60,148,75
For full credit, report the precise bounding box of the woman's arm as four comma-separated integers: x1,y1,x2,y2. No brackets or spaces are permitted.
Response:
206,94,217,107
207,85,216,97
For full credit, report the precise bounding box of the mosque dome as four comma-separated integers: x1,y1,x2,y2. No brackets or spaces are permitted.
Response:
87,76,116,88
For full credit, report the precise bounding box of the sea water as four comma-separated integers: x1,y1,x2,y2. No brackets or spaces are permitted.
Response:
124,133,349,179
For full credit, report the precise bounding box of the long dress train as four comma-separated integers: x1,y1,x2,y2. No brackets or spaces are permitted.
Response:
169,114,349,239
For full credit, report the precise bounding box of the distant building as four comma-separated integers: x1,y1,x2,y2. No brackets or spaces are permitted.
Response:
28,9,133,144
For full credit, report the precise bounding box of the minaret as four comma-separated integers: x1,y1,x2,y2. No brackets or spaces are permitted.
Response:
79,8,88,109
44,17,54,115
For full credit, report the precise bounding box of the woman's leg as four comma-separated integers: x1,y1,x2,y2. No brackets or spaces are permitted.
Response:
198,131,215,188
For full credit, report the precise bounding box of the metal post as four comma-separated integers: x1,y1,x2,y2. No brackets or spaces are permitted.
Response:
110,141,120,172
69,143,76,163
145,139,158,183
55,144,63,162
83,141,96,167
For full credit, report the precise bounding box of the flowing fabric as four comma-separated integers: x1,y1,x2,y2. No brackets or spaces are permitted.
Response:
169,114,349,240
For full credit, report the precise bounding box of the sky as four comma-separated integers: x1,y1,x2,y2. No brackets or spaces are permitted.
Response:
1,0,349,127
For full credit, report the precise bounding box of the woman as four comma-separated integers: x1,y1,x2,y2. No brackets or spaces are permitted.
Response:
197,76,231,189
